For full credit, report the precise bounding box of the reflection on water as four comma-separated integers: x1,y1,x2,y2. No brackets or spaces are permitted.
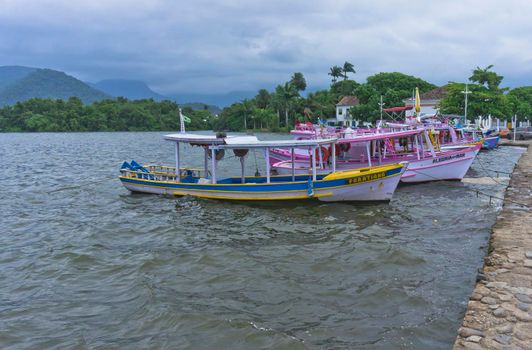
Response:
0,132,524,349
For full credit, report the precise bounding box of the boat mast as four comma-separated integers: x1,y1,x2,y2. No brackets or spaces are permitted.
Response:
265,148,271,183
175,142,181,181
379,95,384,122
291,148,296,181
211,147,217,184
461,83,471,125
331,142,336,172
179,108,186,133
311,147,317,181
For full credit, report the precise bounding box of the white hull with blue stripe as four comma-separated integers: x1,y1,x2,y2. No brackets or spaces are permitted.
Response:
119,163,406,202
119,132,406,203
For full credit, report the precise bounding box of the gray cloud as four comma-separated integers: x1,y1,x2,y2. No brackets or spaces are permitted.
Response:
0,0,530,94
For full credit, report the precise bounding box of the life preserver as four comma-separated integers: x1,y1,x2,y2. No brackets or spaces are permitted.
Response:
335,144,342,155
207,148,225,160
315,146,329,163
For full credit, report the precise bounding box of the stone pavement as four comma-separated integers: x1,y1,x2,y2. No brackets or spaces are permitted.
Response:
454,141,532,350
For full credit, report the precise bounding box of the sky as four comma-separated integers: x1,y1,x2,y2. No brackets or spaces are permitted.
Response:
0,0,531,95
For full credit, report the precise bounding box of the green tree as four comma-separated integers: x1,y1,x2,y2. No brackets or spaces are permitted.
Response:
349,84,380,123
241,99,254,129
306,89,336,119
251,108,276,129
439,83,510,118
328,66,343,84
290,72,307,92
366,72,436,97
342,61,356,80
469,65,505,92
330,80,359,98
274,83,299,127
507,86,532,120
255,89,271,109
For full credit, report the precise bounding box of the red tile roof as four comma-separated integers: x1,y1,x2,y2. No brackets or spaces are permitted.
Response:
336,96,360,106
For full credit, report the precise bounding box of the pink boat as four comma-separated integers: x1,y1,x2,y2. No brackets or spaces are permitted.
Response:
271,128,481,183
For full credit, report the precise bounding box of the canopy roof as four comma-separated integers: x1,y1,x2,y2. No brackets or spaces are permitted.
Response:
383,106,413,112
164,133,226,144
340,129,424,143
164,132,337,148
219,137,337,149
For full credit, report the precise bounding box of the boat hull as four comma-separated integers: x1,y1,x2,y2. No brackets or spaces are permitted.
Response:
272,146,480,183
400,147,479,182
482,136,499,149
119,164,405,202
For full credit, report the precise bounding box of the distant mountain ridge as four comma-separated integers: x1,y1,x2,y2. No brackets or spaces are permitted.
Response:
0,66,38,90
91,79,167,101
0,67,110,106
0,65,246,110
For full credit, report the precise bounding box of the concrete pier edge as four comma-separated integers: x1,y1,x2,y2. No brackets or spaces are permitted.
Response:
453,140,532,349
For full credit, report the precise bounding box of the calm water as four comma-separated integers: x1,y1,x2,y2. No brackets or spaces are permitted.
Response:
0,132,524,349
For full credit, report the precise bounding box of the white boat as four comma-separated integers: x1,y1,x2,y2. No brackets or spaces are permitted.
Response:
119,133,407,202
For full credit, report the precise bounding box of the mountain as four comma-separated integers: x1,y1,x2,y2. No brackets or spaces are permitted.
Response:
0,65,231,110
0,65,38,90
92,79,167,101
0,67,110,106
173,90,257,108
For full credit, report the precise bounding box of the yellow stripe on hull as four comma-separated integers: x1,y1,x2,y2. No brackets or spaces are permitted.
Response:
172,191,333,200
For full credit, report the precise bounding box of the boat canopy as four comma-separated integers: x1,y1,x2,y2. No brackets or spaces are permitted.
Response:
383,106,413,112
219,137,337,149
163,133,226,145
340,129,425,143
164,132,337,149
164,132,339,184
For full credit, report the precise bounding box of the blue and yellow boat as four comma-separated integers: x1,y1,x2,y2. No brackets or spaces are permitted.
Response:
119,133,406,202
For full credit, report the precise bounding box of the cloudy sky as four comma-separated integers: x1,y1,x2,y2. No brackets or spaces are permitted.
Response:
0,0,531,95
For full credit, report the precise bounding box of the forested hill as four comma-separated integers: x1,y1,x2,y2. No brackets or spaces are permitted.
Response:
0,66,38,90
0,68,110,106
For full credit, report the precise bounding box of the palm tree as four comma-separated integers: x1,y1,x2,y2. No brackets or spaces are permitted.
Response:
255,89,271,109
241,99,254,130
275,83,299,127
290,72,307,92
342,61,356,80
328,66,343,84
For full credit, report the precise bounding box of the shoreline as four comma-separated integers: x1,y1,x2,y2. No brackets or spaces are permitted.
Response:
453,140,531,349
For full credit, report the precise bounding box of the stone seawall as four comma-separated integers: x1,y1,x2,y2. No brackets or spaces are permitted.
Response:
454,141,532,349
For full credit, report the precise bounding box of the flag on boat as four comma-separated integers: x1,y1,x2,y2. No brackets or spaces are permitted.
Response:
415,87,421,114
179,108,191,133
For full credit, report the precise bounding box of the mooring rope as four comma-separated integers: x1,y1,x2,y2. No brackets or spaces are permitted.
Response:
408,167,530,210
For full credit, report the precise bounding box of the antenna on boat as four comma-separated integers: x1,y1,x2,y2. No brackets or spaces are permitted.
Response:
379,95,385,122
461,83,471,125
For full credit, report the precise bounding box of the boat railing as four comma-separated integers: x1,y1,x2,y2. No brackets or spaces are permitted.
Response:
120,166,206,182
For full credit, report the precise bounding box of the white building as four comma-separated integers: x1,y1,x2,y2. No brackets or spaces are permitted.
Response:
330,96,359,126
402,87,447,118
